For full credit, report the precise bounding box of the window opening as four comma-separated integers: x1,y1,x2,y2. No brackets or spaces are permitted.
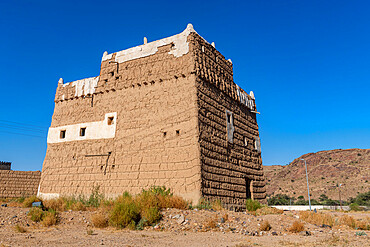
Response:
60,130,66,139
80,127,86,137
108,117,114,125
227,113,231,123
176,130,180,136
245,177,252,199
163,131,167,137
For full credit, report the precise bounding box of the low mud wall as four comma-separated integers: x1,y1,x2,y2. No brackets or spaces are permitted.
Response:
0,170,41,198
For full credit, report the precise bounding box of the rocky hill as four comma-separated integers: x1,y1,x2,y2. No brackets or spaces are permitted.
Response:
264,149,370,201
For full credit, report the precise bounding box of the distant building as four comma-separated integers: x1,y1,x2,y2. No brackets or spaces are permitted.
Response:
38,24,266,209
0,161,11,170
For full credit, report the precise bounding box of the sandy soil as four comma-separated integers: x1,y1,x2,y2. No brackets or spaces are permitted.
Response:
0,206,369,247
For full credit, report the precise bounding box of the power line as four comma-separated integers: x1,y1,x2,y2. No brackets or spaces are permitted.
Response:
0,119,47,130
0,130,45,139
0,123,47,133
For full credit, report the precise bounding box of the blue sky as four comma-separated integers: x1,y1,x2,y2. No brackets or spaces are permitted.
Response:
1,0,369,171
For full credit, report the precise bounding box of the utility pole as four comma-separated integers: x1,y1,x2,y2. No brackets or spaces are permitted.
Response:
300,158,311,211
338,184,342,211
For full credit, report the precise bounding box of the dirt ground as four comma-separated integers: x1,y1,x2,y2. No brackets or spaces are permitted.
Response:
0,206,369,247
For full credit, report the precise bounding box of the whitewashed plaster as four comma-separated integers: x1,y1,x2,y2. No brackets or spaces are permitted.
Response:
70,76,99,97
37,191,60,200
47,112,117,143
101,24,201,64
236,85,255,110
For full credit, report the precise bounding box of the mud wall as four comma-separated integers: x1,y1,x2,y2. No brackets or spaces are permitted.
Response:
192,35,266,209
0,170,41,198
39,35,202,202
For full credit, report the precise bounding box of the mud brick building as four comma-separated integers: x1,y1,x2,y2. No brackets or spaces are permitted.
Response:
38,24,266,209
0,162,41,198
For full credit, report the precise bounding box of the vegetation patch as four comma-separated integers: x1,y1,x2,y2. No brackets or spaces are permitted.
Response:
259,220,271,231
288,220,305,233
246,199,262,212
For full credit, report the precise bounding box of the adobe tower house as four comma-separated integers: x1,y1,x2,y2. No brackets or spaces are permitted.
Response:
38,24,266,209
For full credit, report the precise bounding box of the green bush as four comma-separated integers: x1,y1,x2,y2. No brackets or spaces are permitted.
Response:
246,199,262,211
28,207,44,222
350,203,361,211
88,185,104,207
109,199,141,228
141,206,161,226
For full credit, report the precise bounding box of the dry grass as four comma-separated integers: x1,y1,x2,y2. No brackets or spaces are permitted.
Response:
253,206,284,216
23,196,41,208
259,220,271,231
71,201,87,211
211,199,224,211
43,198,66,211
222,213,229,222
157,194,188,209
14,224,27,233
288,220,305,233
28,207,44,222
299,211,334,226
204,217,218,230
41,211,58,227
91,212,108,228
299,211,370,230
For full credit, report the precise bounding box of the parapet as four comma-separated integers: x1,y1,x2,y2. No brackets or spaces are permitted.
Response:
53,24,257,112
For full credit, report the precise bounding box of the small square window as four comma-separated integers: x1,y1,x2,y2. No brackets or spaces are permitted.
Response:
60,130,66,139
108,117,114,125
80,127,86,137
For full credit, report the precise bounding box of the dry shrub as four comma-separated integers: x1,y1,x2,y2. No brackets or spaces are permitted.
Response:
204,217,218,230
71,201,87,211
299,211,369,230
222,213,229,222
338,215,357,229
255,207,283,216
23,196,41,208
163,195,188,209
109,197,141,229
299,211,334,226
43,198,66,211
355,218,370,230
14,224,27,233
91,212,108,228
211,199,223,211
259,220,271,231
28,207,44,222
140,207,161,226
288,220,304,233
41,210,58,227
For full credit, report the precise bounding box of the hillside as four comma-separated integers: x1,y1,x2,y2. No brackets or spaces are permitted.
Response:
264,148,370,201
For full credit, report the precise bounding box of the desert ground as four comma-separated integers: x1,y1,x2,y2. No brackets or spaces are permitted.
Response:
0,205,369,247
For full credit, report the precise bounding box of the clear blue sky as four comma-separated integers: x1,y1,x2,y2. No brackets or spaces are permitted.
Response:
1,0,369,171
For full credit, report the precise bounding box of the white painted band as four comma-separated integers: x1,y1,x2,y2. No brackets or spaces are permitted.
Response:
47,112,117,143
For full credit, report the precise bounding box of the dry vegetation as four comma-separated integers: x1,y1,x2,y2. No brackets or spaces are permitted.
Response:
299,211,370,230
259,220,271,231
288,220,305,233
